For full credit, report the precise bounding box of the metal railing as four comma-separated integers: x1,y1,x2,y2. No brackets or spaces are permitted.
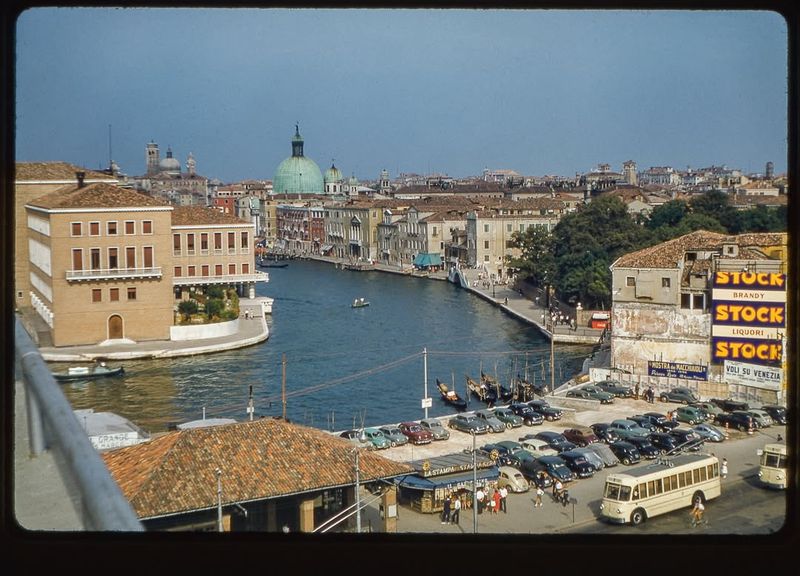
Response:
14,318,144,531
66,267,162,281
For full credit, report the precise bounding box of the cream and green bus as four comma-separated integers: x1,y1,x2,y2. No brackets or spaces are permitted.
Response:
757,443,787,489
599,453,721,525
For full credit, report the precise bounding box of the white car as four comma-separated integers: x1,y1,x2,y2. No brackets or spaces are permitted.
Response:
519,438,558,458
747,409,773,428
497,465,530,493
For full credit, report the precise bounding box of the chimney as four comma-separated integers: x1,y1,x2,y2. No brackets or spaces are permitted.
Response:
76,171,86,188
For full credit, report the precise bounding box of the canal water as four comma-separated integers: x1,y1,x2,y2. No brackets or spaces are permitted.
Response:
60,260,593,434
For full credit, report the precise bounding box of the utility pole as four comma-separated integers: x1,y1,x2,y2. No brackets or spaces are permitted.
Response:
247,384,254,421
423,347,429,419
282,354,287,419
216,468,223,532
354,450,361,533
550,333,555,395
471,430,478,534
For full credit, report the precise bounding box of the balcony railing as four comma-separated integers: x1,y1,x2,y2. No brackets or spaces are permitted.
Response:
173,271,269,286
14,318,143,531
66,267,162,282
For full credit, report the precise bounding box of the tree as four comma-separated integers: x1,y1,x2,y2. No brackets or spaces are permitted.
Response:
206,298,224,320
646,199,689,230
506,225,556,288
178,299,198,320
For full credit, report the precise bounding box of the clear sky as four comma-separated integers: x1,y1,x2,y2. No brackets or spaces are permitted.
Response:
14,7,789,183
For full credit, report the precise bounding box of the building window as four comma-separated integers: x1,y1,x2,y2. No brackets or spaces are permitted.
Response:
173,234,181,256
693,294,705,311
107,221,118,235
142,220,153,234
125,221,135,235
662,277,671,288
108,247,118,269
484,254,490,262
215,264,223,276
90,222,100,236
143,246,153,268
228,263,236,275
72,248,83,271
174,266,182,277
201,233,209,253
626,276,636,287
188,265,196,277
507,224,512,232
110,288,119,301
126,246,136,268
187,233,195,255
484,240,490,249
127,287,137,300
214,232,223,252
484,224,490,233
202,265,209,276
90,248,101,270
242,263,249,274
71,222,82,236
92,289,102,303
681,293,691,309
228,232,236,254
241,231,249,250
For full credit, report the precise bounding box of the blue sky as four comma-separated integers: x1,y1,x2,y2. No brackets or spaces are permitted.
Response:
15,7,789,183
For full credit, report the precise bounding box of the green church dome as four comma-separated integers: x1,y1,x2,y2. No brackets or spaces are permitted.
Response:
273,125,324,195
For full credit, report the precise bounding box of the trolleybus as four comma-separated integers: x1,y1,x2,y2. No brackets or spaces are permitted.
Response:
757,443,788,489
599,452,721,525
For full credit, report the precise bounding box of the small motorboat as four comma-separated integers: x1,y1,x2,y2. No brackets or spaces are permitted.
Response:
52,362,125,382
352,298,370,308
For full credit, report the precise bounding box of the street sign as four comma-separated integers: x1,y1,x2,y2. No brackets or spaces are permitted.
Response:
421,397,432,409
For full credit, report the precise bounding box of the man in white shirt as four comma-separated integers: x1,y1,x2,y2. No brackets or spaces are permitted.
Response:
499,486,508,513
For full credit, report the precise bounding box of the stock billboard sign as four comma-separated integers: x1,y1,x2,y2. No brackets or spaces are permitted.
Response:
711,271,786,367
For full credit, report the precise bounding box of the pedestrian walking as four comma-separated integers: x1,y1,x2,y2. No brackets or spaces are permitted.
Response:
721,458,728,479
441,494,451,524
534,486,544,508
635,383,640,400
452,494,461,525
476,487,485,514
553,479,563,500
499,486,508,513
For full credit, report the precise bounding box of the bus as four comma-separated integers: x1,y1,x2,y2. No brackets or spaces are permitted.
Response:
599,452,721,525
757,443,788,489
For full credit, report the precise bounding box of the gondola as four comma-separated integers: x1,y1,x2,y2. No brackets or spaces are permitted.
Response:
481,370,513,403
466,375,497,405
52,362,125,382
436,378,468,411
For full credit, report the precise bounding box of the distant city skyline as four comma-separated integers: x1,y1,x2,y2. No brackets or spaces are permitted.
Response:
15,7,789,183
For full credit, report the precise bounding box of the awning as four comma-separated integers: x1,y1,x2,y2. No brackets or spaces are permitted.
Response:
396,466,499,491
320,244,334,253
412,253,443,268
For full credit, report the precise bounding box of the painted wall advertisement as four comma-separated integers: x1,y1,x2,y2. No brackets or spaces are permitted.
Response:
723,360,782,390
647,361,708,381
711,271,786,367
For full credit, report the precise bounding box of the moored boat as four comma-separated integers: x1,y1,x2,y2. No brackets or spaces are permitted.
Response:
352,297,370,308
53,362,125,382
436,378,468,411
466,375,497,405
481,370,513,403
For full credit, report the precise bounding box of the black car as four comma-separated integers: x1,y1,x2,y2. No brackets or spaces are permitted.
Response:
521,455,576,484
608,441,641,465
509,403,545,426
624,436,661,459
669,428,703,451
627,415,658,433
710,398,750,412
533,431,576,453
527,400,563,421
557,450,597,478
647,432,680,454
589,422,621,443
714,410,757,431
761,405,787,425
641,412,680,431
594,380,634,398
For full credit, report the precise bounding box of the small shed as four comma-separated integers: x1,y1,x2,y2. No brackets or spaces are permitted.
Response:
590,312,610,329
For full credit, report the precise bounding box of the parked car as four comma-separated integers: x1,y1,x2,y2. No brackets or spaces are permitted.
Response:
581,385,616,404
509,403,545,426
674,406,707,425
398,421,434,445
521,455,576,484
519,438,559,458
690,401,724,420
558,450,597,478
646,431,679,454
501,450,537,468
624,436,661,459
378,425,409,447
475,409,507,433
419,418,450,440
714,410,757,432
760,405,787,425
589,422,620,443
339,429,370,448
627,415,658,433
692,422,726,443
594,379,634,397
566,388,593,401
449,413,490,434
479,442,509,460
608,419,651,439
584,442,619,467
533,430,576,453
492,407,524,428
562,427,599,447
669,428,703,451
526,399,563,421
362,427,392,450
497,465,530,493
710,398,750,412
746,409,773,428
659,387,700,404
608,441,642,465
641,412,680,431
573,446,605,471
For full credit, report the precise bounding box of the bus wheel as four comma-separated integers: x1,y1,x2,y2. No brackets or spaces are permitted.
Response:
630,508,646,525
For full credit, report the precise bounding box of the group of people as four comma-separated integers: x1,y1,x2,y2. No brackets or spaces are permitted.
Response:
473,485,509,516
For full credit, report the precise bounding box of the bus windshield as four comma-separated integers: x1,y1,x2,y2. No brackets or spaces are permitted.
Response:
604,483,632,501
761,452,787,468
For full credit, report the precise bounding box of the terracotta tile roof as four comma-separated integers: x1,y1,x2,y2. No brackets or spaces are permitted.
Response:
172,205,250,226
27,182,169,209
15,162,116,182
102,418,414,519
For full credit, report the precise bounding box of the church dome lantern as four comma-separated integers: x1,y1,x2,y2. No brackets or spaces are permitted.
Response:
273,124,324,195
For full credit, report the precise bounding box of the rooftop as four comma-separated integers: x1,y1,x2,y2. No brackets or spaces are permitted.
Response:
27,182,170,210
172,205,250,226
16,162,116,182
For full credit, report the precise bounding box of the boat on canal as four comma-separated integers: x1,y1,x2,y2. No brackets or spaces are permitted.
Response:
52,362,125,382
352,297,370,308
481,370,513,403
466,375,497,405
435,378,468,411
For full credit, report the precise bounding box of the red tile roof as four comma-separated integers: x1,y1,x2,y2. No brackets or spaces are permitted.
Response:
172,205,250,226
27,182,170,209
16,162,116,182
102,418,414,519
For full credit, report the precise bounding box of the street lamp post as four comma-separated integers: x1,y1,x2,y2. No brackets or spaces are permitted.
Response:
353,448,361,533
471,430,478,534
